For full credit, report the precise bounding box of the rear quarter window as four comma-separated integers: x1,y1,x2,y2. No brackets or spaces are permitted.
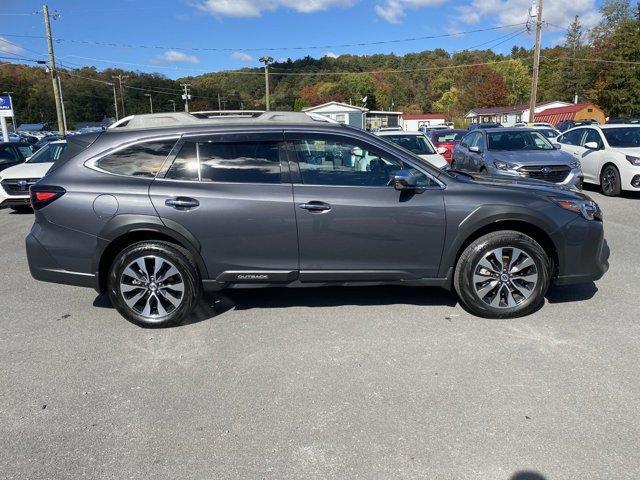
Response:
95,139,177,177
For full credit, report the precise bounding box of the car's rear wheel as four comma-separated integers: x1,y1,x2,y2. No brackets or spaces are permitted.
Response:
600,164,621,196
107,241,201,327
454,231,550,318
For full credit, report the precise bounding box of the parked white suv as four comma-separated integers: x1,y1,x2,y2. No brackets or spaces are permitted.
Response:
0,140,66,211
556,125,640,196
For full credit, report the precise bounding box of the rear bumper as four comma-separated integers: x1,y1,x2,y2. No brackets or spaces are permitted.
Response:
26,232,97,289
0,196,31,208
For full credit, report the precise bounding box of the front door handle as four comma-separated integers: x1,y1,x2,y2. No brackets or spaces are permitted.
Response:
165,197,200,210
298,201,331,212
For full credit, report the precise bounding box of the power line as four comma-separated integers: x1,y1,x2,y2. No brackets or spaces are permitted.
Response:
0,22,527,53
543,55,640,66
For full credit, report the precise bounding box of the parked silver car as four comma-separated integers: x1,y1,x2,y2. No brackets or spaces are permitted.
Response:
452,128,583,189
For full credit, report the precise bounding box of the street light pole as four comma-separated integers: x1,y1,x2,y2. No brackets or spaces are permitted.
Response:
114,74,129,117
144,93,153,113
259,56,273,111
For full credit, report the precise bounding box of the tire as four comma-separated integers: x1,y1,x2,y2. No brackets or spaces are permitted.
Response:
479,166,488,174
600,164,621,196
454,231,551,319
107,241,201,327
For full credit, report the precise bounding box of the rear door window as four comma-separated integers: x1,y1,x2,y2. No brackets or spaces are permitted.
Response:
96,139,177,177
165,139,285,184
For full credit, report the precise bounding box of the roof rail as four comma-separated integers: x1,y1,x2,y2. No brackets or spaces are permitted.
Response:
107,110,339,130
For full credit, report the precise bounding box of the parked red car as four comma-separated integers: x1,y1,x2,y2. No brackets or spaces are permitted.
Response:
427,129,467,163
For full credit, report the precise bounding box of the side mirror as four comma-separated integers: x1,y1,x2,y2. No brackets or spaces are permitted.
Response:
393,169,420,191
436,146,447,155
469,146,481,153
584,141,600,150
553,143,562,149
350,147,365,158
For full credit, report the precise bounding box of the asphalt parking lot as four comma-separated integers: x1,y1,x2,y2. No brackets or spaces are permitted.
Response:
1,188,639,480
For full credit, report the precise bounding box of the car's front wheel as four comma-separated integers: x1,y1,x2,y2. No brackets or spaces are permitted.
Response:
454,231,551,318
600,164,621,196
107,241,201,327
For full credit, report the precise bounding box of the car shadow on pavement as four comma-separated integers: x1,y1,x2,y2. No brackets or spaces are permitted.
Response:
509,471,546,480
582,183,640,200
213,285,458,312
545,282,598,304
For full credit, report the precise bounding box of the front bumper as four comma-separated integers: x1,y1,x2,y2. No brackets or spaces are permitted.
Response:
553,218,609,285
485,166,584,189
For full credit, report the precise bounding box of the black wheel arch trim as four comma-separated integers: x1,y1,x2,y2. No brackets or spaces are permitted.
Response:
438,204,563,279
92,214,209,292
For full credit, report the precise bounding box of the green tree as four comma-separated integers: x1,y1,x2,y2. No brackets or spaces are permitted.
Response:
492,59,531,105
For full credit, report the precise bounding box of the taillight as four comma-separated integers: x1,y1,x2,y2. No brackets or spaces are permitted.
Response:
30,185,66,210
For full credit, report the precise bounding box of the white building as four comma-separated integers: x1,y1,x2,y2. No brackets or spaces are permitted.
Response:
403,114,446,131
464,101,572,126
302,102,368,129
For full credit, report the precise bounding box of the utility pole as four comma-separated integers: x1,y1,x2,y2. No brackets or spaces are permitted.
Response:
181,83,191,112
108,82,119,120
528,0,543,123
259,56,273,111
42,5,65,136
169,100,176,112
113,74,128,117
56,75,68,133
144,93,153,113
217,93,222,111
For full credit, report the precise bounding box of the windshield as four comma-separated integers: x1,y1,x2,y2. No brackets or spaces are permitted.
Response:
537,128,560,138
383,134,436,155
435,131,465,143
603,127,640,148
27,142,67,164
487,130,554,151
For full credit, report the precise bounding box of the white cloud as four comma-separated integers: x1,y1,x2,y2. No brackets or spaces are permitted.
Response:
160,50,200,64
197,0,356,17
0,36,24,55
375,0,447,24
457,0,600,31
324,51,339,58
230,51,254,62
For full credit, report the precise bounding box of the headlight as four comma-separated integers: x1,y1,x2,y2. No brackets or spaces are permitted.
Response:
554,198,602,221
493,160,519,171
626,155,640,166
570,160,581,169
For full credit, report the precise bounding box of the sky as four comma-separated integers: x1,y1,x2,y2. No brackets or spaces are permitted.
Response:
0,0,605,79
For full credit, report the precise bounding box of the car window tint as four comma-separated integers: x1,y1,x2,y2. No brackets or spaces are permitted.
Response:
293,138,433,187
166,142,198,181
198,141,282,183
461,133,475,148
0,146,18,164
436,132,465,142
582,129,602,147
27,143,67,164
17,146,34,158
97,140,176,177
558,128,584,146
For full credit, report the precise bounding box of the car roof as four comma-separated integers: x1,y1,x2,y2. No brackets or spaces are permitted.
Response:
375,130,423,136
0,141,32,147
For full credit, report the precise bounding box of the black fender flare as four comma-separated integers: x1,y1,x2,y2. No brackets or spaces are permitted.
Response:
439,204,563,278
92,214,209,287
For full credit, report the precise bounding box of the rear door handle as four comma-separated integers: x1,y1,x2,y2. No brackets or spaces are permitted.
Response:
298,201,331,212
165,197,200,210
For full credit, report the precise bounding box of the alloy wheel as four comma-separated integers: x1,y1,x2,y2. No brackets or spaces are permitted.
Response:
119,255,185,320
602,167,617,194
472,247,538,308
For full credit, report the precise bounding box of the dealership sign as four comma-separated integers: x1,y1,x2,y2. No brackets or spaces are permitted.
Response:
0,95,13,117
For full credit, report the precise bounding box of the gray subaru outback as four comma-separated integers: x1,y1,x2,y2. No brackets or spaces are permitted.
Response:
26,112,609,327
